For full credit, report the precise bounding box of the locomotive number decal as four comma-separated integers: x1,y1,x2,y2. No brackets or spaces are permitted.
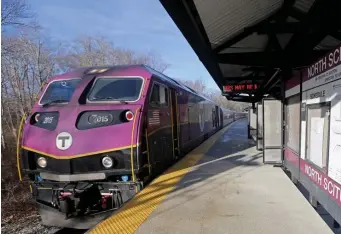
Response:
88,114,113,124
43,116,54,124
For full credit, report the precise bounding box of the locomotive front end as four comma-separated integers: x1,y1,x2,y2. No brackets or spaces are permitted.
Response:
20,67,150,228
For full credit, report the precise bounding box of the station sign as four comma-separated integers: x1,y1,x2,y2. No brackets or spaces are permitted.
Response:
222,83,259,94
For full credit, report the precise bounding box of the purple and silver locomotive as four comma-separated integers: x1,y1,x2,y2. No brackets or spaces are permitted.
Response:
20,65,238,228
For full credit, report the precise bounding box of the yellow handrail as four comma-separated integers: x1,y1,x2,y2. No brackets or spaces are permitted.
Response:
130,108,140,183
175,92,180,155
145,129,151,175
16,113,27,181
170,92,175,159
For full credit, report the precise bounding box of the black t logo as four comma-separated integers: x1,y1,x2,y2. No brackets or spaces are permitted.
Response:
58,136,70,147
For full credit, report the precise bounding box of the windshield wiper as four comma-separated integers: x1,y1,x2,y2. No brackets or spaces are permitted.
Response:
90,97,129,104
42,99,69,107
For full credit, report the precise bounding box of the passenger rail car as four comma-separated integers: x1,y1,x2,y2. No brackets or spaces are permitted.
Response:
19,65,243,228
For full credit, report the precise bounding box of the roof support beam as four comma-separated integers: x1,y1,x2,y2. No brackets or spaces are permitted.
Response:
242,67,274,72
223,76,266,82
284,0,341,59
257,22,300,34
260,0,295,96
330,31,341,41
224,95,259,103
253,69,282,101
213,19,273,53
290,7,306,20
217,51,328,67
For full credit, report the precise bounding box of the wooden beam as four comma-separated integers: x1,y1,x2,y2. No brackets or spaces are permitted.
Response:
223,76,266,81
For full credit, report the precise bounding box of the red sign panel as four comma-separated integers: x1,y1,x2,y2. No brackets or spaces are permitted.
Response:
223,83,259,93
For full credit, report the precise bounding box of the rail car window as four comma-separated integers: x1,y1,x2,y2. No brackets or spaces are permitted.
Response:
39,79,81,105
306,102,331,170
88,77,143,102
285,95,300,153
150,83,169,107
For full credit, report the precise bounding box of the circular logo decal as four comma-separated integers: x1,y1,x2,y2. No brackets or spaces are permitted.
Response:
56,132,73,150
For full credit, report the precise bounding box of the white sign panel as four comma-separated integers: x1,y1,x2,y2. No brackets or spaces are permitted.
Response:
309,117,324,168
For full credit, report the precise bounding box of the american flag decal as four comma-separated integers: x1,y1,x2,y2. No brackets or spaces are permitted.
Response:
148,110,160,126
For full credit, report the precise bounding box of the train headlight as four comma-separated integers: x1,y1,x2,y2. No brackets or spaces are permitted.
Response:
125,111,134,121
37,157,47,168
102,156,113,169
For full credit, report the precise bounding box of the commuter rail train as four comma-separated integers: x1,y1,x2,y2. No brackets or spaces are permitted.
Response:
19,65,244,228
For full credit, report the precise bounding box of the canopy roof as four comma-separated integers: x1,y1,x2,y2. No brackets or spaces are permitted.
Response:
160,0,341,102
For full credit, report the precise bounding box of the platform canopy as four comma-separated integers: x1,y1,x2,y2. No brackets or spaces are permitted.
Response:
160,0,341,102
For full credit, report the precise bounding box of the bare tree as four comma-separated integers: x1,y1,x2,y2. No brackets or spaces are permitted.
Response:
178,78,249,111
56,36,170,72
1,0,38,30
1,33,57,147
181,79,207,94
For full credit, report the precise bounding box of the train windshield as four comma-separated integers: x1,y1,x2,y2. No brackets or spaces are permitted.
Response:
88,77,143,102
39,79,81,105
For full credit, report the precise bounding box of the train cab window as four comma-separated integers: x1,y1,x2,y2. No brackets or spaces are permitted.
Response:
88,77,143,102
150,83,160,105
160,85,167,105
39,78,81,105
150,82,169,107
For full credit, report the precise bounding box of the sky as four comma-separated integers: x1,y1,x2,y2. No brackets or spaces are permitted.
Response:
26,0,220,91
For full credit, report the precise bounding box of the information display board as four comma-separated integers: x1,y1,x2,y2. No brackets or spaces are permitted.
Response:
222,83,259,94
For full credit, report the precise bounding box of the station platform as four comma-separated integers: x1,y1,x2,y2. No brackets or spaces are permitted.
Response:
90,119,334,234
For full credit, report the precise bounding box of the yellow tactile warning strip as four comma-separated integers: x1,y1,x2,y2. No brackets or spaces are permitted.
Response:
90,122,235,234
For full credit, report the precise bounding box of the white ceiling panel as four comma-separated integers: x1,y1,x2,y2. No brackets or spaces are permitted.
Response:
193,0,283,48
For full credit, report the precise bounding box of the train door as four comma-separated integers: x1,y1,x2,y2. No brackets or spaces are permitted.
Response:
148,82,173,173
212,108,215,128
215,106,219,128
220,109,223,127
187,95,194,142
170,88,180,159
